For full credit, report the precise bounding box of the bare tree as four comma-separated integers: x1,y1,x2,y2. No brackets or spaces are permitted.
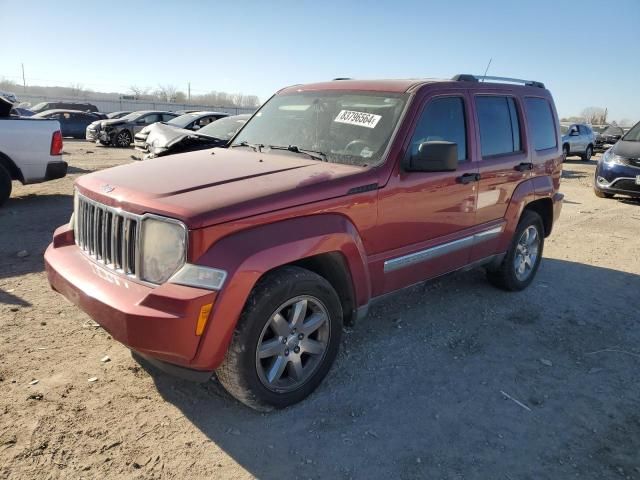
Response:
581,107,607,125
69,83,84,97
129,85,151,99
155,84,179,102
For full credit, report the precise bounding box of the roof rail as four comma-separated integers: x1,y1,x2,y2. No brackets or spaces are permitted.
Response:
452,74,545,89
332,77,352,81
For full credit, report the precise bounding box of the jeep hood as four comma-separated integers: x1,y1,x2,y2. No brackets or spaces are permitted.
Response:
76,148,368,228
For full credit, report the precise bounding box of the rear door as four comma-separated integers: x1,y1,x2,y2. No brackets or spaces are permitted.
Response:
470,93,530,261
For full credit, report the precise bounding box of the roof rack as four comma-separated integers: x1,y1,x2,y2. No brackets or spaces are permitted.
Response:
332,77,352,81
452,74,545,89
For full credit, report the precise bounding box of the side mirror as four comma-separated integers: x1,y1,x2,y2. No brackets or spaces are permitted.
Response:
405,141,458,172
191,124,201,130
570,128,579,136
136,119,145,124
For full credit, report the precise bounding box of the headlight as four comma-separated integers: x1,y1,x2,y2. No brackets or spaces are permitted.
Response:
602,149,624,165
140,216,187,284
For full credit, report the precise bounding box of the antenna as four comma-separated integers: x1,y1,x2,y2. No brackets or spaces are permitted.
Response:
482,58,492,82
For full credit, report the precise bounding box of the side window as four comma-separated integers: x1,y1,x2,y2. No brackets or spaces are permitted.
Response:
475,96,521,157
524,97,557,151
144,114,162,124
161,113,176,122
409,97,467,162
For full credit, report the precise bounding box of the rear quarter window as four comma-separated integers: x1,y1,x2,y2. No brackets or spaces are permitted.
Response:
525,98,557,151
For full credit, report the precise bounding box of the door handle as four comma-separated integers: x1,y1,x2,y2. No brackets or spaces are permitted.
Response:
514,162,533,172
457,173,481,184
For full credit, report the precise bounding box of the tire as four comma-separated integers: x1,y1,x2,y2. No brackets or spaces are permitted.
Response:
562,144,570,161
581,145,593,161
113,129,132,148
217,266,343,411
486,210,544,291
0,164,12,207
594,189,613,199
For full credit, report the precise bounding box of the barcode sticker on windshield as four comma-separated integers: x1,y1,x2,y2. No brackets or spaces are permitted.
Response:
334,110,382,129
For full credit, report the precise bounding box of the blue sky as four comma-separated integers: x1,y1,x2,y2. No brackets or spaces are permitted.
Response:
2,0,639,122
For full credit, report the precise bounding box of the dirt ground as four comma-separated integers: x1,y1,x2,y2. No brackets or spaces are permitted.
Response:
1,140,639,480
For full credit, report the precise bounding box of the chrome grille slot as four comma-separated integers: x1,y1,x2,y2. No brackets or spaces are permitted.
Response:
74,195,140,277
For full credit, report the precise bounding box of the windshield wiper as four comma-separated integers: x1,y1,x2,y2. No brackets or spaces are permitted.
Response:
267,145,327,162
230,140,263,152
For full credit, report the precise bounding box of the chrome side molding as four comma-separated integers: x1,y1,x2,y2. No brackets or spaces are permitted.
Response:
384,225,504,273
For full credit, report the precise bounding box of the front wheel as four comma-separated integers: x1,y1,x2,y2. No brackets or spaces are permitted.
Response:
581,145,593,161
487,210,544,291
217,266,343,411
113,130,132,148
562,144,570,161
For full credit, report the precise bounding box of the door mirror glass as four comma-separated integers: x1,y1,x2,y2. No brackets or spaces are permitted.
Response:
405,141,458,172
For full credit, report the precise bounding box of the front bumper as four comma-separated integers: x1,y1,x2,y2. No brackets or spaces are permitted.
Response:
86,127,99,141
44,225,218,371
98,130,114,145
594,161,640,197
45,161,68,180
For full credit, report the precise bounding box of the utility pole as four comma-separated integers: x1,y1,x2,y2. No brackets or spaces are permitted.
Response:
21,63,26,92
188,82,191,102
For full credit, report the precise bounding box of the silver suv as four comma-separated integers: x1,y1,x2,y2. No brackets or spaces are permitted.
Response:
561,123,595,161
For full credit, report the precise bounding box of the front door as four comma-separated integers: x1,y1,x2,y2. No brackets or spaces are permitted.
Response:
376,94,478,295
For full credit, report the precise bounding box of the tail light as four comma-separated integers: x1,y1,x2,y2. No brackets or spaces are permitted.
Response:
50,130,63,156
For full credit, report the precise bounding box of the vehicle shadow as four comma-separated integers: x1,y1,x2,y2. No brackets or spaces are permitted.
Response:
561,168,589,180
0,287,31,306
67,165,94,175
140,258,640,479
0,193,72,280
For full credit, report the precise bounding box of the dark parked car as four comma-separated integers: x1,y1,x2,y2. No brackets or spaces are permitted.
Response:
138,114,250,159
85,111,133,141
97,111,178,147
134,111,229,150
594,121,640,199
593,124,624,152
33,109,104,138
30,101,99,114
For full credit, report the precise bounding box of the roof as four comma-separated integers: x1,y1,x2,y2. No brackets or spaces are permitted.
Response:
35,109,97,115
278,79,443,94
277,75,548,95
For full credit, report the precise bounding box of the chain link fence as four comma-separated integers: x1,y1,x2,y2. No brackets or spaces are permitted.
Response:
16,93,257,115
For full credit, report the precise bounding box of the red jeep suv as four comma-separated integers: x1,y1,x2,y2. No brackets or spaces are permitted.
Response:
45,75,563,410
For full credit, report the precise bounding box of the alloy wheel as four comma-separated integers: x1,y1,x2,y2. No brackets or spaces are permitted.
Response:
513,225,540,281
255,295,330,393
117,131,130,147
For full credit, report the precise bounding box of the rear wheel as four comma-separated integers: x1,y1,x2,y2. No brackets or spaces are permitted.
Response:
562,144,570,161
0,164,12,207
581,145,593,161
487,210,544,291
216,266,343,411
113,130,132,148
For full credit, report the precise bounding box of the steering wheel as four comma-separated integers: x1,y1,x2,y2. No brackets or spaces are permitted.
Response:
344,139,370,155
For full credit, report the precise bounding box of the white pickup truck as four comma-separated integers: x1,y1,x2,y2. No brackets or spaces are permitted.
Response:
0,95,67,206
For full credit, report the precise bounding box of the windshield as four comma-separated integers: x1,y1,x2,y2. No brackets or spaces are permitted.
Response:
232,91,408,166
603,125,623,136
197,114,249,140
591,125,607,133
113,112,143,122
622,122,640,142
560,125,569,135
167,113,199,128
